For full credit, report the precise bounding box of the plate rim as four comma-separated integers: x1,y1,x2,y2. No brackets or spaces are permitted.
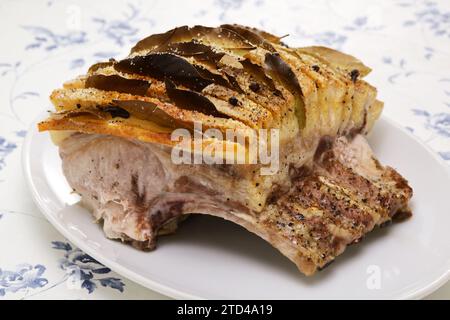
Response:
22,113,450,300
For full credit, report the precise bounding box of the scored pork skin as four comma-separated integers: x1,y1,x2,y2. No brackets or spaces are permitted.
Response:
60,133,412,275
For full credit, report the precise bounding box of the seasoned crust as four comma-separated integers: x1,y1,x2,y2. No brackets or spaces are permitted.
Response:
40,24,383,154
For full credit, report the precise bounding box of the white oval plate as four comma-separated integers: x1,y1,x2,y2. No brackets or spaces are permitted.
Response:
23,114,450,299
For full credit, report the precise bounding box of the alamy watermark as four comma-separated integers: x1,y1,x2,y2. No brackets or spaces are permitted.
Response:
366,265,382,290
170,122,280,176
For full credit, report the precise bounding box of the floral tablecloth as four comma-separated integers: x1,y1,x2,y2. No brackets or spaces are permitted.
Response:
0,0,449,299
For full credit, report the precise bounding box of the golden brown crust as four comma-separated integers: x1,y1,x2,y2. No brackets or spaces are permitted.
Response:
297,46,372,77
40,24,383,150
38,116,175,146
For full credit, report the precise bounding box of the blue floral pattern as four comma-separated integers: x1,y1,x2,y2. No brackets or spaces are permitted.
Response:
92,3,146,47
294,28,347,49
0,137,17,171
412,109,450,138
382,56,415,84
52,241,125,293
0,240,125,298
401,1,450,38
0,264,48,296
0,0,449,299
23,26,87,51
0,62,20,77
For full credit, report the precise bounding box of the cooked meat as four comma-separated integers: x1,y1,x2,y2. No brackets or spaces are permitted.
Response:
38,24,412,275
59,133,411,275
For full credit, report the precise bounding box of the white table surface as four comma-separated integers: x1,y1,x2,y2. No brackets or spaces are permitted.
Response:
0,0,449,299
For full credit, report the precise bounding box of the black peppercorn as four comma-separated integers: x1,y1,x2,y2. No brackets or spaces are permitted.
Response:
349,69,360,83
228,96,239,106
249,82,260,92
